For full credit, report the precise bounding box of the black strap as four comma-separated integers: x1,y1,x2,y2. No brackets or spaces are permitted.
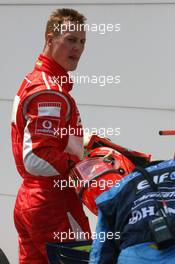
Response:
136,166,158,192
136,166,167,216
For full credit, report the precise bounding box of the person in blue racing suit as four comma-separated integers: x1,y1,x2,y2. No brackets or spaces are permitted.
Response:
89,159,175,264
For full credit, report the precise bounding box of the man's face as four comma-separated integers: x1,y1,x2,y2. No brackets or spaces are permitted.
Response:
50,21,86,71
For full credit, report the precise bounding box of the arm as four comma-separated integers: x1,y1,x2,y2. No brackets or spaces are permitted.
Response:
22,91,80,177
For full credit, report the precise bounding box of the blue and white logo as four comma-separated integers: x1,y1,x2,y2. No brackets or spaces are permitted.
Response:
170,171,175,180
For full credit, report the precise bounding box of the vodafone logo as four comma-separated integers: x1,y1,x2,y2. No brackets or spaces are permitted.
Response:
42,120,52,129
35,117,60,137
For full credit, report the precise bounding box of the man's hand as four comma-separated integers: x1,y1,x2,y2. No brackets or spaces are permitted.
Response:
68,154,80,170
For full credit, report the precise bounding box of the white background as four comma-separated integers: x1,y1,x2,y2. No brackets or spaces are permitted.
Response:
1,1,175,262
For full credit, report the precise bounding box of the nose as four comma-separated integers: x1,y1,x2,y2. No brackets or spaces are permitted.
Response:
72,41,84,53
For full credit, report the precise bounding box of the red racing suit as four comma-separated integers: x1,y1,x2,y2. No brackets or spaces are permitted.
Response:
11,54,91,264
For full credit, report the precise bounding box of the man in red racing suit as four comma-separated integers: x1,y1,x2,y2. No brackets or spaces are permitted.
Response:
11,9,91,264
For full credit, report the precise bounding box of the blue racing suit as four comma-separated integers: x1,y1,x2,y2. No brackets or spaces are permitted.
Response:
89,160,175,264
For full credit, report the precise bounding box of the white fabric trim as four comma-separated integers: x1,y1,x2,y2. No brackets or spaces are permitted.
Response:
67,212,84,241
42,71,51,90
23,124,60,176
48,75,63,92
22,90,71,121
24,77,31,83
56,82,62,92
38,102,61,117
64,135,84,160
11,95,20,124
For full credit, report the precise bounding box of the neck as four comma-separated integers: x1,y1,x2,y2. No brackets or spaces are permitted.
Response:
43,47,52,59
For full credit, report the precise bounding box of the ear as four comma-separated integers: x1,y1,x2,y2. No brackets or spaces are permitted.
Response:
45,33,54,46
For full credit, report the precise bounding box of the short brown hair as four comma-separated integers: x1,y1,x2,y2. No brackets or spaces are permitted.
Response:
45,8,86,37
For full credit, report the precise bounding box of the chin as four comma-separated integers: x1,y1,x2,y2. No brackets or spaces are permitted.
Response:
68,65,77,72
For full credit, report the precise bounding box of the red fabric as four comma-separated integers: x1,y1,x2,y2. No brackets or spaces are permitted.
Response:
14,180,91,264
23,91,80,177
11,54,84,179
35,54,73,92
11,55,91,263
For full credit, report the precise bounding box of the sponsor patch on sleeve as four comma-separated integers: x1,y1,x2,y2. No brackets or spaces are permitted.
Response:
38,102,61,117
35,117,60,137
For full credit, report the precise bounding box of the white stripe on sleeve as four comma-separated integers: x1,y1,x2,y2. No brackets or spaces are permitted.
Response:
23,122,60,176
